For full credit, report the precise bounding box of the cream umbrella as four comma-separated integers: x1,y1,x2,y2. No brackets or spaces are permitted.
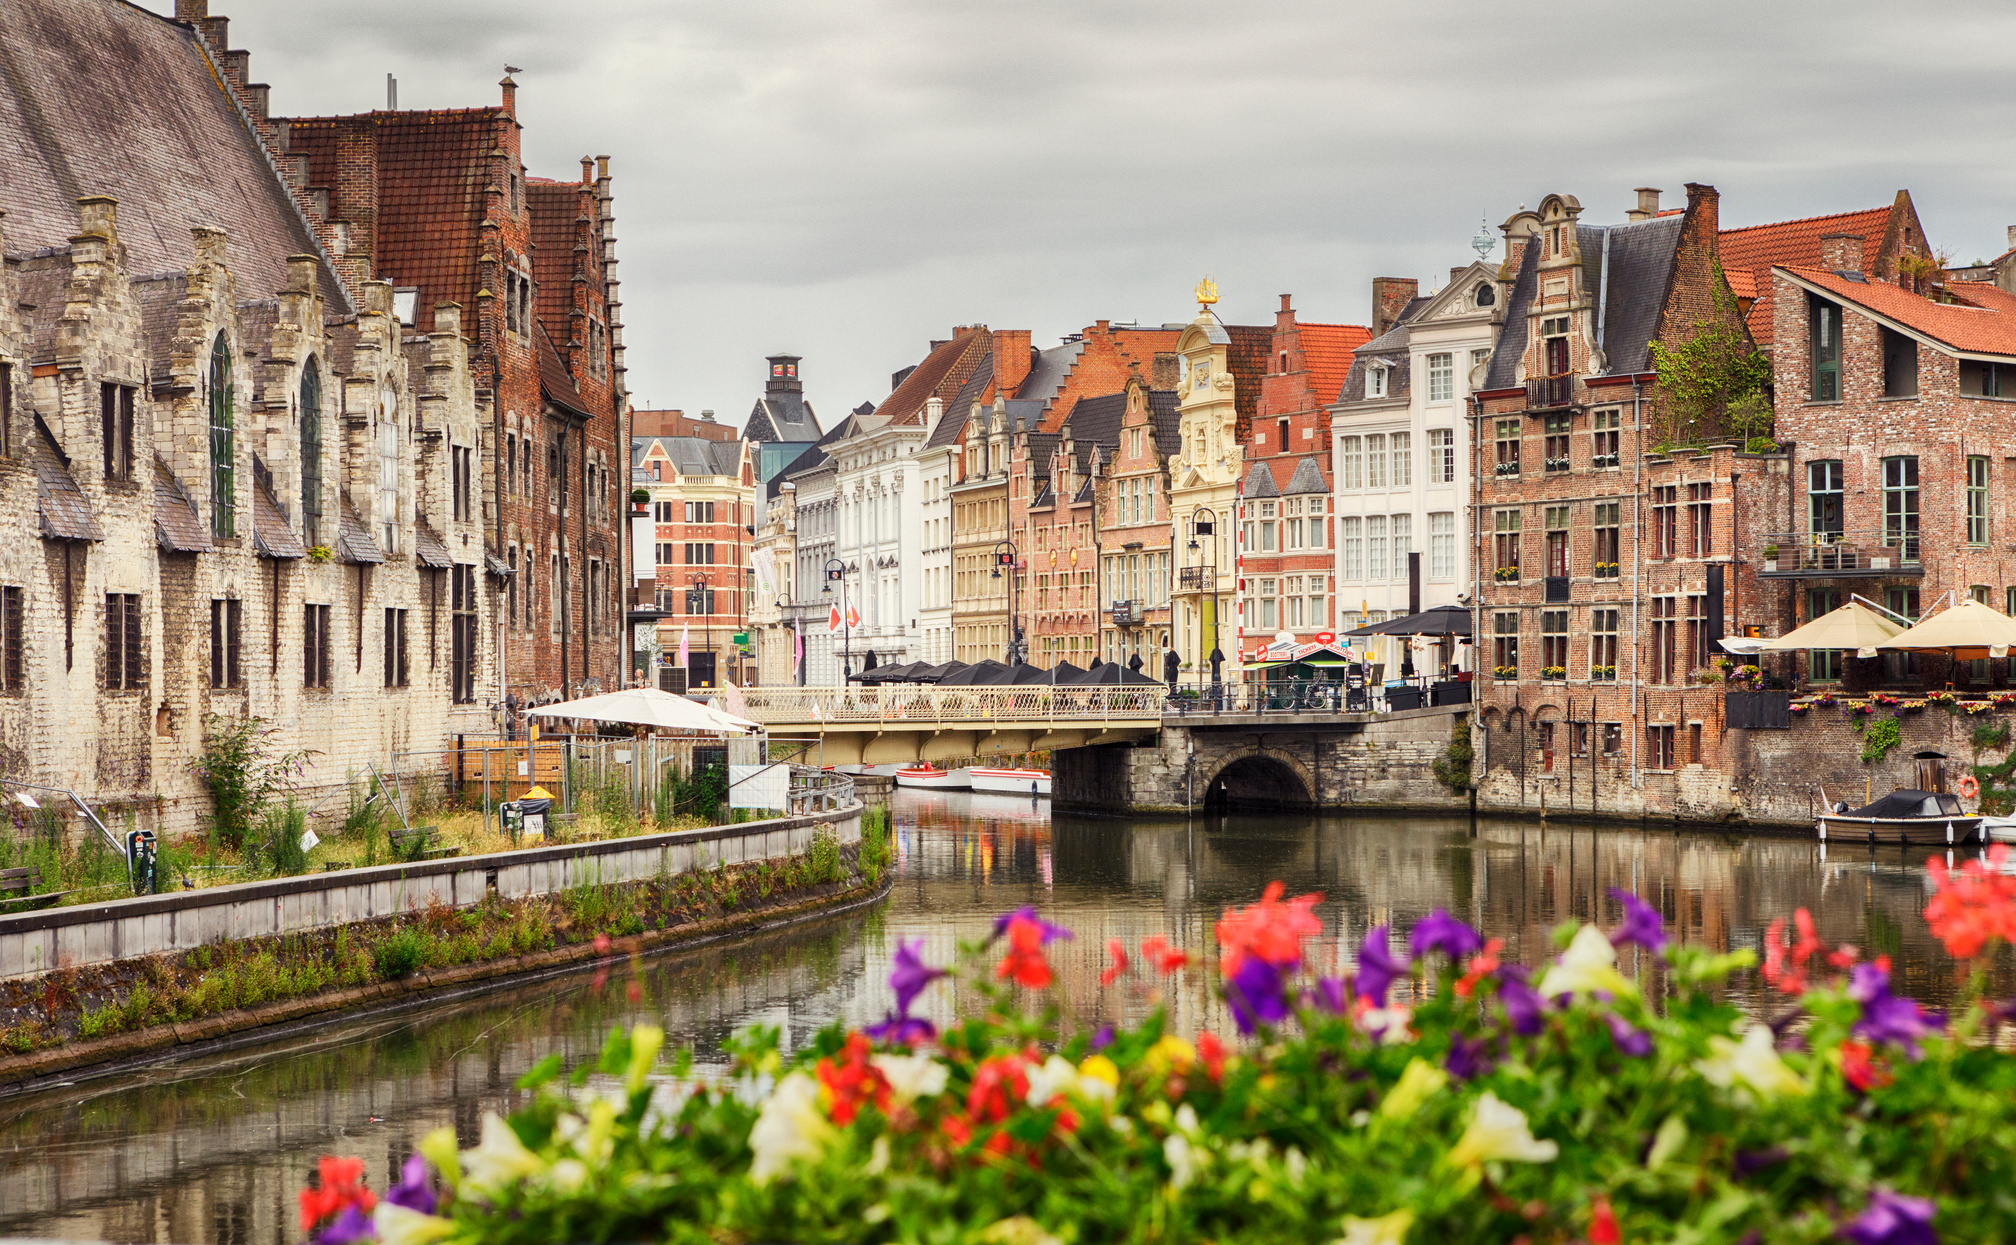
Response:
526,686,757,734
1757,600,1904,658
1878,598,2016,661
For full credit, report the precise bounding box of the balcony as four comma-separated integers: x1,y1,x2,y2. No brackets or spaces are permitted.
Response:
1526,373,1577,410
1755,530,1922,578
1178,565,1214,590
1111,600,1144,626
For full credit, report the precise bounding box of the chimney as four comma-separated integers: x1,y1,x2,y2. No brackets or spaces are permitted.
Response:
2005,225,2016,251
192,224,227,266
991,328,1032,393
1370,277,1418,339
174,0,207,18
1821,233,1865,274
925,396,944,427
1683,182,1720,239
701,409,715,422
76,196,118,242
1627,187,1662,222
1275,293,1296,332
1151,352,1181,390
499,74,515,117
285,254,317,295
246,84,269,121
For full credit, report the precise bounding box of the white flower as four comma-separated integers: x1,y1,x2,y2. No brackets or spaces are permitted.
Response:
461,1112,546,1196
865,1134,891,1176
1173,1103,1201,1138
1445,1092,1559,1167
1379,1058,1448,1120
1164,1132,1198,1190
1024,1055,1080,1106
747,1070,836,1185
1356,1002,1415,1044
872,1052,949,1102
979,1216,1063,1245
372,1203,456,1245
1694,1024,1807,1101
1536,924,1636,1000
1335,1209,1415,1245
543,1157,590,1194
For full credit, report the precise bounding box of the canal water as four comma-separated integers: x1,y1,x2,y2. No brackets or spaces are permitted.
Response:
0,793,1991,1243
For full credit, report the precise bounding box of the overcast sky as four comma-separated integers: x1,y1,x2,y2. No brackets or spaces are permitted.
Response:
150,0,2016,431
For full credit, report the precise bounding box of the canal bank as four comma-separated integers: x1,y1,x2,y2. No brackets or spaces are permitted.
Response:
0,791,1995,1243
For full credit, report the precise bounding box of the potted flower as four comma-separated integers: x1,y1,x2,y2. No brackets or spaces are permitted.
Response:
631,487,651,515
1592,664,1615,680
1494,566,1520,583
1762,543,1780,573
1541,665,1566,680
1493,664,1519,680
1789,700,1811,714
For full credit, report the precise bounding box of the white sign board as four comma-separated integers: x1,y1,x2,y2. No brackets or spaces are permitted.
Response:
728,763,789,810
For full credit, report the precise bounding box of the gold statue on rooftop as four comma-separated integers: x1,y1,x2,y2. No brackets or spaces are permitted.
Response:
1195,275,1218,308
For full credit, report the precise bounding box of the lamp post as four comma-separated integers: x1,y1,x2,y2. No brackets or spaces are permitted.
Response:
687,572,713,689
991,539,1022,665
823,557,850,681
1188,507,1223,696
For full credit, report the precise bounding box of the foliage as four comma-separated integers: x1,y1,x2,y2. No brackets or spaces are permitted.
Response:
1856,715,1903,765
1432,717,1473,795
192,715,310,849
373,928,430,979
1647,276,1771,446
807,825,843,885
264,801,311,876
314,866,2016,1245
858,807,893,887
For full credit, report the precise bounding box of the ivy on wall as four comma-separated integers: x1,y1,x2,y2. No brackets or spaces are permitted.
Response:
1646,274,1772,449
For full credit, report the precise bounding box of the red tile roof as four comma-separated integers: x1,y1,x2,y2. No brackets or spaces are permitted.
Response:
1720,208,1892,347
537,322,591,416
1782,266,2016,358
528,178,589,352
1296,322,1373,405
874,328,990,426
1225,324,1273,440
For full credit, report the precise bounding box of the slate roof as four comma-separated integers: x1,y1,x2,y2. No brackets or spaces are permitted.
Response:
251,461,306,559
635,435,745,478
31,416,102,542
537,323,590,417
1,0,346,308
1061,392,1126,471
1482,242,1540,391
152,456,211,552
412,518,453,569
1781,267,2016,358
1581,215,1686,375
1341,321,1414,404
1225,324,1273,435
875,329,990,425
924,350,993,450
1296,323,1374,405
745,391,822,442
1016,340,1084,403
1720,207,1892,347
1240,461,1279,499
485,547,514,578
1146,389,1181,457
336,493,385,564
1283,456,1327,495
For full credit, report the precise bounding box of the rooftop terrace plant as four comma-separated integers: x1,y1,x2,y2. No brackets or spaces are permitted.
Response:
300,853,2016,1245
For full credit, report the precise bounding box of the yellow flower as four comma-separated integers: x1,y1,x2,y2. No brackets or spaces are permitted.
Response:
980,1216,1063,1245
1535,924,1636,1000
1079,1053,1120,1088
1695,1024,1807,1101
1379,1058,1448,1120
748,1071,836,1185
418,1125,461,1192
1445,1092,1559,1167
1143,1034,1197,1078
461,1112,546,1196
373,1203,456,1245
624,1023,664,1094
1335,1209,1416,1245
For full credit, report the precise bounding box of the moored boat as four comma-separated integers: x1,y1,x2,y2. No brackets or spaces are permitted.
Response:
895,765,971,790
1816,787,1984,846
970,767,1050,797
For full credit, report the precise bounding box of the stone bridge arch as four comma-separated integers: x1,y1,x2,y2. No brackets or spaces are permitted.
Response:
1200,746,1316,811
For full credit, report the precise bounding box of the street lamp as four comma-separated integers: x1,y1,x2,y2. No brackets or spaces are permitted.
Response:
990,539,1022,666
687,572,713,689
1189,507,1223,690
822,557,850,680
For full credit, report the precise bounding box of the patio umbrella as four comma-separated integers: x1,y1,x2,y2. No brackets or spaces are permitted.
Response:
909,661,968,683
1758,600,1904,658
939,659,1011,685
1044,661,1090,685
1878,598,2016,661
1342,604,1472,638
526,687,756,735
1069,660,1161,686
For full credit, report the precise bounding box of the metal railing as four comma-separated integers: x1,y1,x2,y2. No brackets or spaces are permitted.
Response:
1756,529,1922,575
1526,373,1577,409
739,685,1167,725
788,766,856,814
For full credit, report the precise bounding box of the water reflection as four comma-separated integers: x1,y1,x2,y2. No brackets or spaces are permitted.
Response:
0,795,1997,1243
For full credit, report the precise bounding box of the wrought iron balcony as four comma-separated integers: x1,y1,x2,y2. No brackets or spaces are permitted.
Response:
1111,600,1144,626
1755,530,1922,578
1526,373,1578,410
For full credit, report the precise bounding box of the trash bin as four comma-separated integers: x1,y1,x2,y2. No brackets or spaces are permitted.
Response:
502,797,551,846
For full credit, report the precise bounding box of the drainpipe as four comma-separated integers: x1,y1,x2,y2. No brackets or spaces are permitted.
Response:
1630,377,1644,789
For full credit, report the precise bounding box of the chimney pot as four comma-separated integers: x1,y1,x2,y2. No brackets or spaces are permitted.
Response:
1627,187,1662,222
1278,294,1292,312
701,409,714,422
1820,233,1866,274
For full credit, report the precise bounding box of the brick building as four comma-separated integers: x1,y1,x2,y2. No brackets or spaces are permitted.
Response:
1471,185,1779,818
1717,193,1931,352
1098,375,1182,669
631,436,755,690
1,0,500,836
281,61,626,710
633,408,738,441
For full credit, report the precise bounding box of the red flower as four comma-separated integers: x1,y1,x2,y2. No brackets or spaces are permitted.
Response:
297,1155,376,1234
1454,938,1505,998
1761,909,1827,995
815,1032,892,1125
1838,1040,1893,1093
1196,1030,1227,1082
1925,844,2016,959
967,1054,1031,1126
1101,938,1130,987
1589,1196,1621,1245
995,915,1055,988
939,1111,973,1149
1140,935,1190,974
1215,881,1324,976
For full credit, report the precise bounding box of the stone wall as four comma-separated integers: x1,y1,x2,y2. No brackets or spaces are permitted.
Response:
0,804,861,981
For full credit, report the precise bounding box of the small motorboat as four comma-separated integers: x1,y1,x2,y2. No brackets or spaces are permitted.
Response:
894,765,970,791
1816,788,1984,846
970,767,1050,797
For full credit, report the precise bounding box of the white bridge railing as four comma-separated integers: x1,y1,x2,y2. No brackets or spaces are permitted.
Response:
738,686,1166,726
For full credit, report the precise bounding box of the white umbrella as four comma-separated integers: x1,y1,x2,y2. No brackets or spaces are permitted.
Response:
1878,598,2016,661
526,687,757,735
1757,600,1904,658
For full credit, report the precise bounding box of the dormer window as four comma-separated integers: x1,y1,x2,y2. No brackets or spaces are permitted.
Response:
1366,364,1388,399
392,288,418,327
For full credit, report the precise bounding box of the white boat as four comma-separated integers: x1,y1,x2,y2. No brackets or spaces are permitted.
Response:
970,767,1050,797
894,765,970,791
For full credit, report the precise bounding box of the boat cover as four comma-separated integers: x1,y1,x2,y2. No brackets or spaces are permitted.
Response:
1837,789,1965,819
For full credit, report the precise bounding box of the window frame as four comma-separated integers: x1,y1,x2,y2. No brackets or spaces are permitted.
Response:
208,335,235,538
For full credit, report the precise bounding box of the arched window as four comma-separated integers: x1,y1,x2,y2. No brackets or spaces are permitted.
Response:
209,334,235,538
300,358,323,546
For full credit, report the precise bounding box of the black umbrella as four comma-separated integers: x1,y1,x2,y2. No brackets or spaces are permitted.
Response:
1127,651,1144,673
1163,650,1181,683
1069,661,1161,686
1045,661,1090,685
1341,603,1472,638
862,650,880,670
939,659,1012,685
909,661,967,684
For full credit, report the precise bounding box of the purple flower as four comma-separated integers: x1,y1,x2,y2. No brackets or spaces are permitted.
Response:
1408,908,1484,962
313,1206,374,1245
1444,1032,1496,1080
1225,955,1292,1035
385,1153,435,1215
863,1012,937,1044
1498,970,1548,1036
1734,1147,1789,1179
1607,888,1668,954
991,905,1072,944
1840,1187,1938,1245
1310,976,1349,1016
1350,925,1410,1006
889,938,948,1016
1605,1011,1653,1057
1849,963,1943,1058
1089,1022,1115,1051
